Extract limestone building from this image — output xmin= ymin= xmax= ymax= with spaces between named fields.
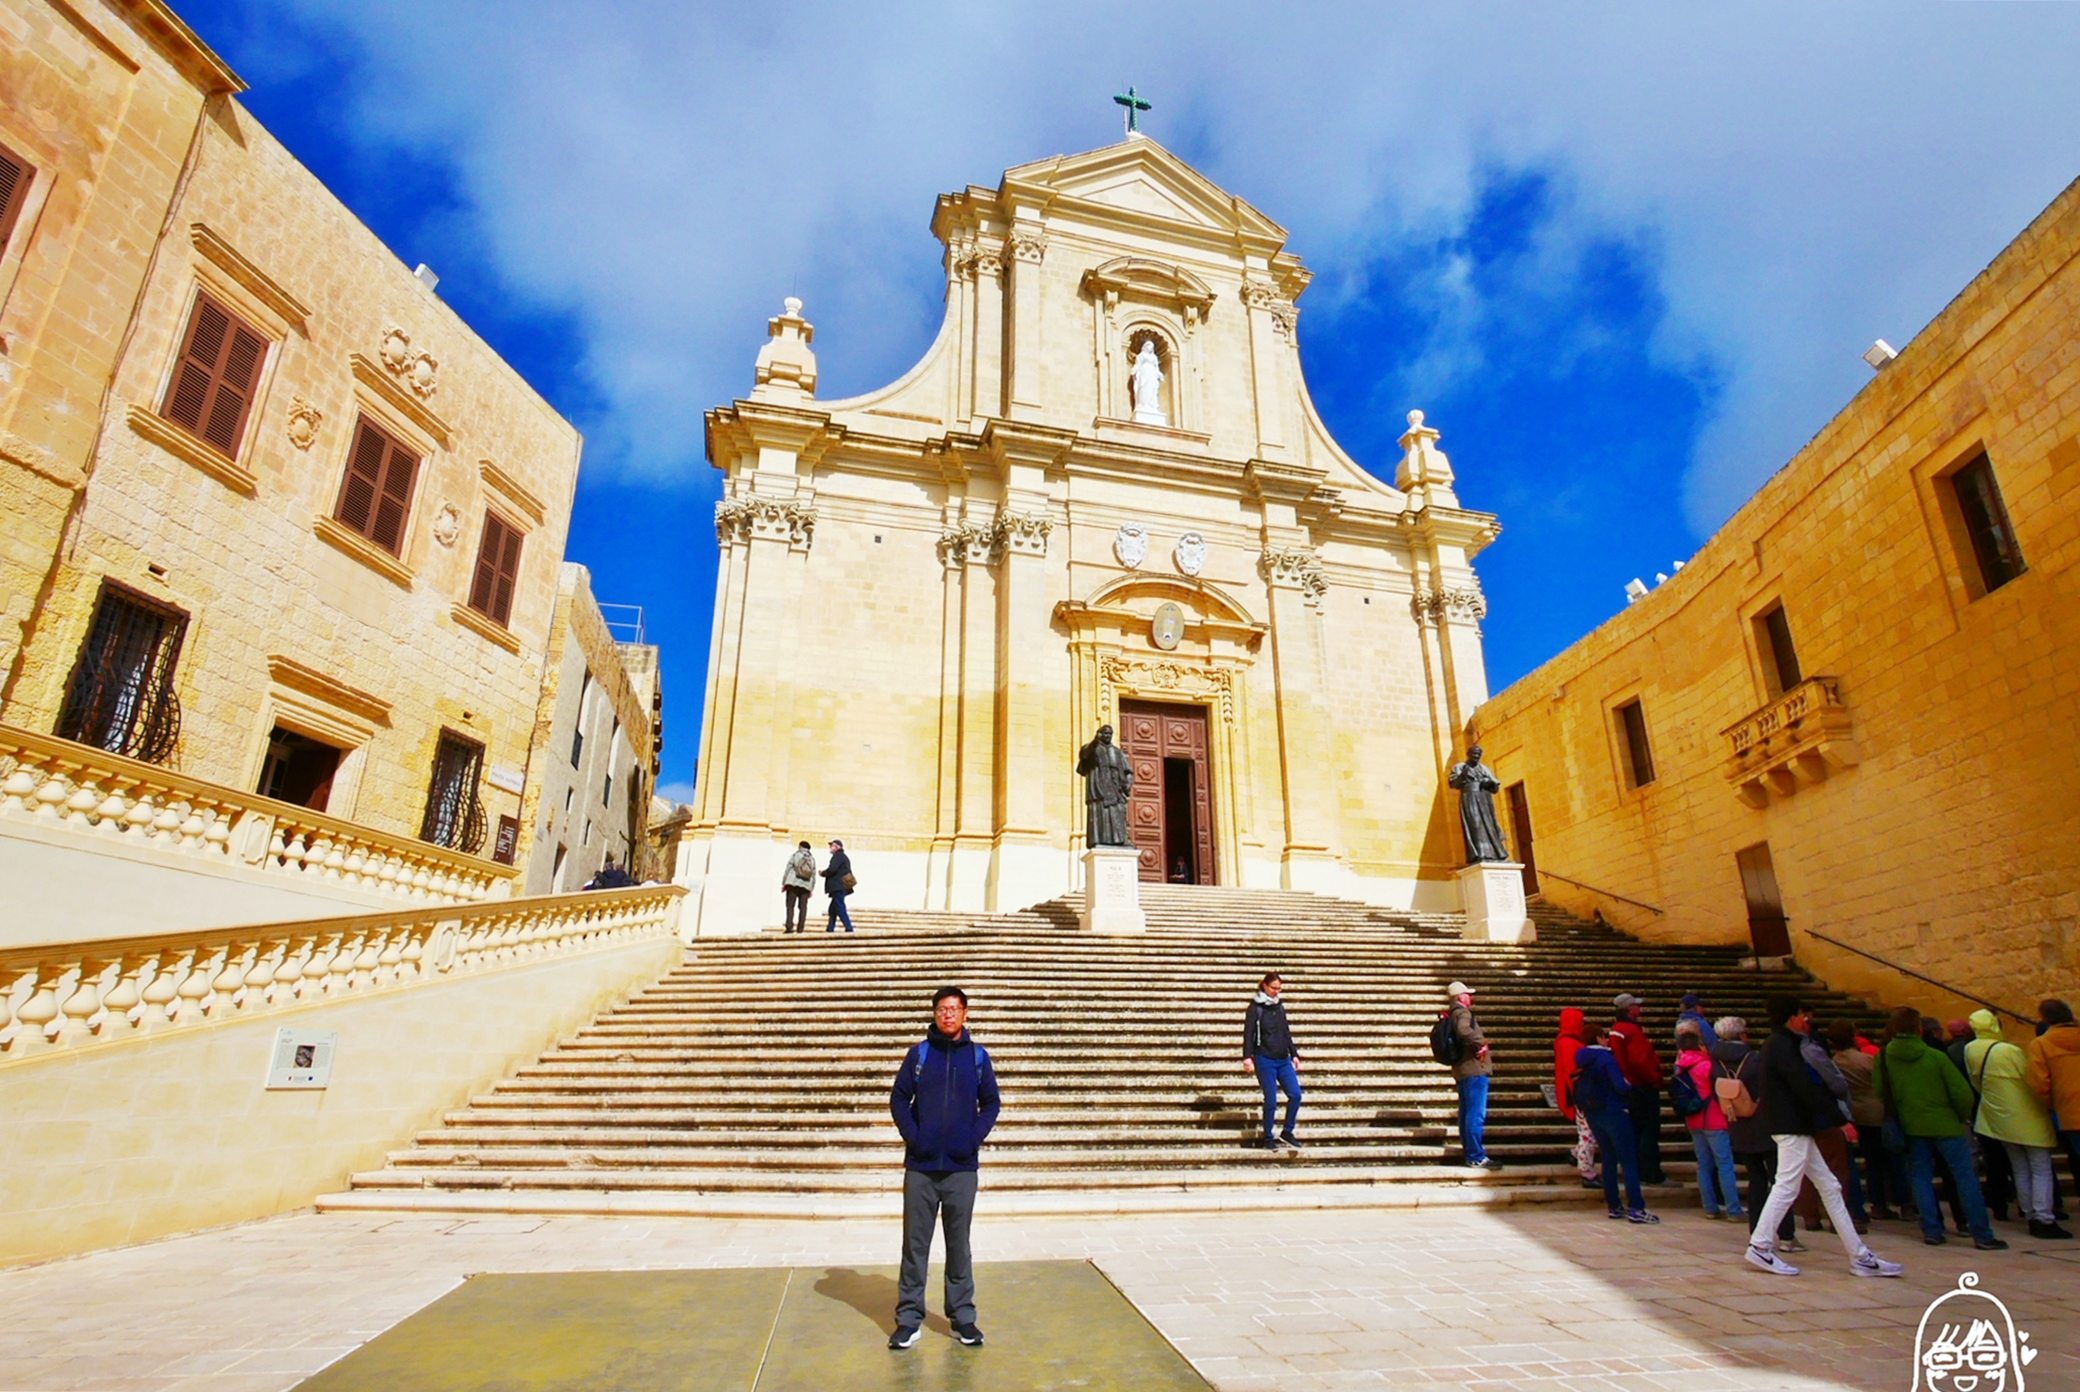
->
xmin=685 ymin=135 xmax=1500 ymax=935
xmin=518 ymin=563 xmax=658 ymax=894
xmin=0 ymin=0 xmax=589 ymax=936
xmin=1472 ymin=174 xmax=2080 ymax=1022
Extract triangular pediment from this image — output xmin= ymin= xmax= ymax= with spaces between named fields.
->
xmin=1003 ymin=137 xmax=1287 ymax=244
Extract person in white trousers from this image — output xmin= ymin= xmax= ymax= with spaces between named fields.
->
xmin=1745 ymin=996 xmax=1905 ymax=1279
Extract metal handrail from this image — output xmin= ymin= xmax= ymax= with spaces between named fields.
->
xmin=1803 ymin=929 xmax=2034 ymax=1025
xmin=1534 ymin=870 xmax=1664 ymax=916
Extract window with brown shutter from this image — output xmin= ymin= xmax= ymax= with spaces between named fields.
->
xmin=467 ymin=511 xmax=524 ymax=627
xmin=0 ymin=141 xmax=35 ymax=251
xmin=333 ymin=416 xmax=420 ymax=556
xmin=160 ymin=291 xmax=269 ymax=458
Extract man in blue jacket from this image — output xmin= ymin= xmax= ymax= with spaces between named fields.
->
xmin=888 ymin=985 xmax=1001 ymax=1351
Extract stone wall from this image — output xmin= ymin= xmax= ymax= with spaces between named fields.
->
xmin=1473 ymin=175 xmax=2080 ymax=1023
xmin=1 ymin=57 xmax=583 ymax=858
xmin=0 ymin=0 xmax=237 ymax=702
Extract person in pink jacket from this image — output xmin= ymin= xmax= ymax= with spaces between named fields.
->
xmin=1677 ymin=1025 xmax=1745 ymax=1219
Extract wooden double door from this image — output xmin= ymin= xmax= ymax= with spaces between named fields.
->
xmin=1119 ymin=700 xmax=1215 ymax=885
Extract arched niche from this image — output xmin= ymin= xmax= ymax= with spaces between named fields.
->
xmin=1081 ymin=258 xmax=1215 ymax=432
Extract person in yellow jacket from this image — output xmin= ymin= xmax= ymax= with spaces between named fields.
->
xmin=1967 ymin=1010 xmax=2069 ymax=1239
xmin=2025 ymin=999 xmax=2080 ymax=1209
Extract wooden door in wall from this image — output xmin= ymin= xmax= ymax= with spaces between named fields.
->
xmin=1119 ymin=700 xmax=1215 ymax=885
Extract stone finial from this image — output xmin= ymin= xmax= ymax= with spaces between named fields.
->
xmin=751 ymin=297 xmax=817 ymax=403
xmin=1395 ymin=409 xmax=1458 ymax=507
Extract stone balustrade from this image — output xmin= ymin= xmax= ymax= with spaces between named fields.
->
xmin=0 ymin=722 xmax=516 ymax=907
xmin=1720 ymin=676 xmax=1860 ymax=807
xmin=0 ymin=884 xmax=684 ymax=1059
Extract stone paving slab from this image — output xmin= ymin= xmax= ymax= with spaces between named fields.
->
xmin=1 ymin=1205 xmax=2077 ymax=1390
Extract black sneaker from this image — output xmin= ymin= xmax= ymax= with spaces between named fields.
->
xmin=1924 ymin=1233 xmax=1949 ymax=1246
xmin=1469 ymin=1158 xmax=1504 ymax=1171
xmin=952 ymin=1321 xmax=984 ymax=1347
xmin=1627 ymin=1209 xmax=1660 ymax=1224
xmin=1245 ymin=1135 xmax=1277 ymax=1150
xmin=2029 ymin=1220 xmax=2074 ymax=1240
xmin=1974 ymin=1236 xmax=2011 ymax=1251
xmin=889 ymin=1325 xmax=922 ymax=1350
xmin=1277 ymin=1131 xmax=1303 ymax=1151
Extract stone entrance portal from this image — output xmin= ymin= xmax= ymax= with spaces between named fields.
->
xmin=1120 ymin=700 xmax=1213 ymax=885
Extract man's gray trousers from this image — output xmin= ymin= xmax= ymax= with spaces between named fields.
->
xmin=896 ymin=1169 xmax=978 ymax=1328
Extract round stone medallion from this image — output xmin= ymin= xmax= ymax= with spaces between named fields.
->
xmin=1151 ymin=601 xmax=1184 ymax=651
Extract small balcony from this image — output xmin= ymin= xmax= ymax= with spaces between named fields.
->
xmin=1721 ymin=676 xmax=1859 ymax=808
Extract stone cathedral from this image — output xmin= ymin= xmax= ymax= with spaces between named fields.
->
xmin=684 ymin=135 xmax=1499 ymax=936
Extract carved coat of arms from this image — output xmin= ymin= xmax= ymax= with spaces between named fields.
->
xmin=1114 ymin=523 xmax=1148 ymax=569
xmin=1174 ymin=531 xmax=1207 ymax=576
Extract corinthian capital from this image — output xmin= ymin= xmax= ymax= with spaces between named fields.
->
xmin=1259 ymin=545 xmax=1327 ymax=605
xmin=1008 ymin=229 xmax=1047 ymax=264
xmin=987 ymin=510 xmax=1053 ymax=562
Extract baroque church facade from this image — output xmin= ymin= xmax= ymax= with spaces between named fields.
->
xmin=684 ymin=136 xmax=1499 ymax=935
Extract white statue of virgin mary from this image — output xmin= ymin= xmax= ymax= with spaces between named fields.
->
xmin=1130 ymin=339 xmax=1167 ymax=426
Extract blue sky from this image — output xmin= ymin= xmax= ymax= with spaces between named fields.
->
xmin=171 ymin=2 xmax=2080 ymax=803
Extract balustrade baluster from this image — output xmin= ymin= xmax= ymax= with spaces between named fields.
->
xmin=399 ymin=929 xmax=425 ymax=979
xmin=33 ymin=772 xmax=70 ymax=820
xmin=326 ymin=932 xmax=359 ymax=993
xmin=214 ymin=944 xmax=255 ymax=1013
xmin=57 ymin=959 xmax=104 ymax=1043
xmin=122 ymin=788 xmax=158 ymax=839
xmin=148 ymin=799 xmax=184 ymax=843
xmin=268 ymin=937 xmax=309 ymax=1005
xmin=341 ymin=845 xmax=369 ymax=888
xmin=142 ymin=949 xmax=188 ymax=1026
xmin=13 ymin=966 xmax=61 ymax=1052
xmin=202 ymin=807 xmax=232 ymax=858
xmin=298 ymin=935 xmax=338 ymax=999
xmin=1 ymin=763 xmax=39 ymax=814
xmin=92 ymin=783 xmax=131 ymax=836
xmin=97 ymin=955 xmax=145 ymax=1035
xmin=351 ymin=931 xmax=382 ymax=988
xmin=376 ymin=930 xmax=405 ymax=984
xmin=175 ymin=803 xmax=209 ymax=850
xmin=63 ymin=779 xmax=101 ymax=828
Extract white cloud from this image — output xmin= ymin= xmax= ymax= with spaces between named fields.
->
xmin=266 ymin=1 xmax=2080 ymax=531
xmin=655 ymin=781 xmax=696 ymax=808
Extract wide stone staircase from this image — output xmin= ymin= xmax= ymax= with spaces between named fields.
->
xmin=323 ymin=886 xmax=1885 ymax=1217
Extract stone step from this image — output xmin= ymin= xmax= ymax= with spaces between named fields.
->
xmin=338 ymin=884 xmax=1843 ymax=1213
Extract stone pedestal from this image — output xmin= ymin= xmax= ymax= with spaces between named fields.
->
xmin=1456 ymin=862 xmax=1536 ymax=943
xmin=1079 ymin=847 xmax=1147 ymax=934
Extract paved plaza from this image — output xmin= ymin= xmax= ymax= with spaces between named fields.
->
xmin=3 ymin=1200 xmax=2077 ymax=1390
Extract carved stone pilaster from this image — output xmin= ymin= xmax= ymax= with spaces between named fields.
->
xmin=986 ymin=510 xmax=1053 ymax=563
xmin=1259 ymin=545 xmax=1327 ymax=606
xmin=936 ymin=522 xmax=991 ymax=569
xmin=1008 ymin=229 xmax=1047 ymax=264
xmin=1409 ymin=586 xmax=1487 ymax=629
xmin=1240 ymin=281 xmax=1299 ymax=340
xmin=715 ymin=497 xmax=817 ymax=553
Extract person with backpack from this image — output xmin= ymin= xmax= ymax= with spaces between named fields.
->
xmin=1441 ymin=982 xmax=1501 ymax=1170
xmin=1743 ymin=997 xmax=1904 ymax=1279
xmin=1876 ymin=1005 xmax=2005 ymax=1251
xmin=1789 ymin=1016 xmax=1867 ymax=1237
xmin=1609 ymin=994 xmax=1671 ymax=1186
xmin=1676 ymin=1025 xmax=1743 ymax=1220
xmin=1967 ymin=1008 xmax=2070 ymax=1239
xmin=1713 ymin=1018 xmax=1801 ymax=1252
xmin=1554 ymin=1008 xmax=1599 ymax=1186
xmin=781 ymin=840 xmax=815 ymax=933
xmin=1574 ymin=1024 xmax=1654 ymax=1222
xmin=1244 ymin=972 xmax=1303 ymax=1150
xmin=888 ymin=985 xmax=1001 ymax=1350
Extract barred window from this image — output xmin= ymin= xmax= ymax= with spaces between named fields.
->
xmin=56 ymin=581 xmax=188 ymax=764
xmin=419 ymin=729 xmax=487 ymax=855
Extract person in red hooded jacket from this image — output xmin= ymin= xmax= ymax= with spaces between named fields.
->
xmin=1554 ymin=1008 xmax=1600 ymax=1186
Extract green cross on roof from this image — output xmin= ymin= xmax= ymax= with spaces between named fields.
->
xmin=1113 ymin=85 xmax=1152 ymax=135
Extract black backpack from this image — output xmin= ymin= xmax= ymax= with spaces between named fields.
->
xmin=1429 ymin=1010 xmax=1463 ymax=1067
xmin=1571 ymin=1054 xmax=1613 ymax=1113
